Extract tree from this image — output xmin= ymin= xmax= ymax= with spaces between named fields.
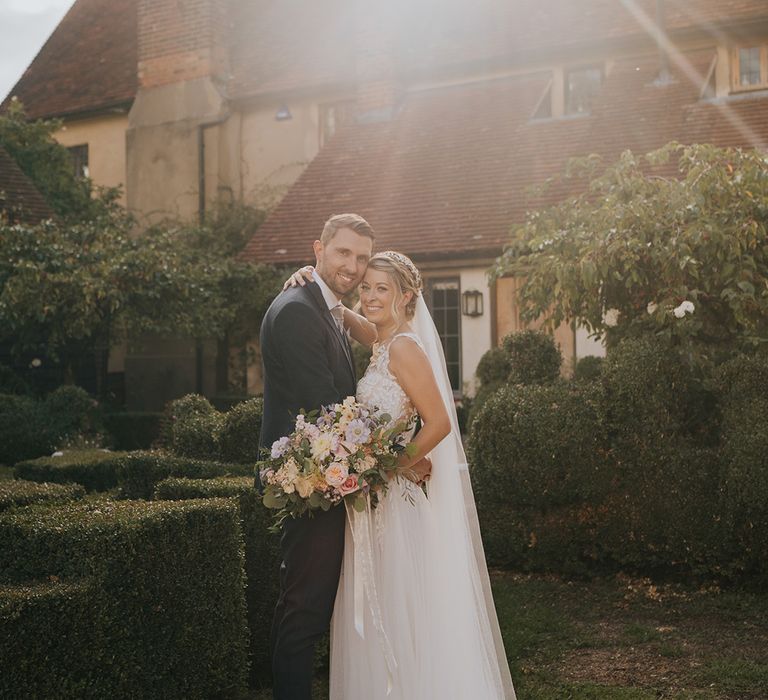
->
xmin=0 ymin=205 xmax=283 ymax=395
xmin=492 ymin=143 xmax=768 ymax=364
xmin=0 ymin=99 xmax=119 ymax=223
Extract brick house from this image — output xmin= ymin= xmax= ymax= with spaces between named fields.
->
xmin=4 ymin=0 xmax=768 ymax=406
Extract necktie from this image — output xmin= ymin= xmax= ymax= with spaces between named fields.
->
xmin=331 ymin=303 xmax=345 ymax=336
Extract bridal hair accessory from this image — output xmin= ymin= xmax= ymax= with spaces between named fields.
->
xmin=376 ymin=250 xmax=423 ymax=293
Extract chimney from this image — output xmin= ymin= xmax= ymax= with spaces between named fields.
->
xmin=354 ymin=2 xmax=404 ymax=121
xmin=137 ymin=0 xmax=229 ymax=89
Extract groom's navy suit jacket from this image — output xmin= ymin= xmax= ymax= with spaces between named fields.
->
xmin=257 ymin=281 xmax=356 ymax=489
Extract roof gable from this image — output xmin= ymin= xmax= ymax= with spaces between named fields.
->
xmin=2 ymin=0 xmax=137 ymax=119
xmin=0 ymin=146 xmax=53 ymax=223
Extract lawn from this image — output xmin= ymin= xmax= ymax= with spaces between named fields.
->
xmin=251 ymin=572 xmax=768 ymax=699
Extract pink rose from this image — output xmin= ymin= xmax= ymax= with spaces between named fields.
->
xmin=338 ymin=475 xmax=360 ymax=496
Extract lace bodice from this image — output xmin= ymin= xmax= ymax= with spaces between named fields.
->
xmin=356 ymin=332 xmax=424 ymax=439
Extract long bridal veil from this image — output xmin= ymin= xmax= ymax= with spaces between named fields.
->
xmin=412 ymin=294 xmax=517 ymax=699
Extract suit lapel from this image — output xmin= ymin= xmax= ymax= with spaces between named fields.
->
xmin=305 ymin=282 xmax=356 ymax=381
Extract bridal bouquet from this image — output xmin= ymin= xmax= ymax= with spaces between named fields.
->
xmin=258 ymin=397 xmax=416 ymax=531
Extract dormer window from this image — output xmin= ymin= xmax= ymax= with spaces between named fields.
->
xmin=731 ymin=44 xmax=768 ymax=92
xmin=565 ymin=66 xmax=603 ymax=115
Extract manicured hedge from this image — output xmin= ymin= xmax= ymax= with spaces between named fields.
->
xmin=154 ymin=476 xmax=280 ymax=687
xmin=0 ymin=385 xmax=104 ymax=465
xmin=471 ymin=382 xmax=609 ymax=511
xmin=0 ymin=579 xmax=104 ymax=698
xmin=0 ymin=498 xmax=250 ymax=698
xmin=0 ymin=479 xmax=85 ymax=511
xmin=162 ymin=394 xmax=264 ymax=464
xmin=716 ymin=355 xmax=768 ymax=578
xmin=219 ymin=398 xmax=264 ymax=463
xmin=0 ymin=393 xmax=54 ymax=465
xmin=14 ymin=449 xmax=125 ymax=492
xmin=115 ymin=450 xmax=252 ymax=500
xmin=468 ymin=336 xmax=768 ymax=583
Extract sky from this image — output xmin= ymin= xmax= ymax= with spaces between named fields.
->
xmin=0 ymin=0 xmax=75 ymax=102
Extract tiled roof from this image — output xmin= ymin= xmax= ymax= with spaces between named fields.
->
xmin=240 ymin=48 xmax=768 ymax=265
xmin=0 ymin=147 xmax=53 ymax=223
xmin=6 ymin=0 xmax=768 ymax=118
xmin=1 ymin=0 xmax=137 ymax=119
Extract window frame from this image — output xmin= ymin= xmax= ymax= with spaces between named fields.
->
xmin=67 ymin=144 xmax=89 ymax=179
xmin=731 ymin=44 xmax=768 ymax=92
xmin=564 ymin=64 xmax=603 ymax=116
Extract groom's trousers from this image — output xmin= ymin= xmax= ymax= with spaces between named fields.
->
xmin=271 ymin=502 xmax=346 ymax=700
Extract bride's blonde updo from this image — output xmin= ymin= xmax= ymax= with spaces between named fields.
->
xmin=366 ymin=251 xmax=423 ymax=322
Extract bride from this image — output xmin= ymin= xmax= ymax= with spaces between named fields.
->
xmin=286 ymin=251 xmax=515 ymax=699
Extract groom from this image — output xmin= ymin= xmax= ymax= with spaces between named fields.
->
xmin=258 ymin=213 xmax=375 ymax=700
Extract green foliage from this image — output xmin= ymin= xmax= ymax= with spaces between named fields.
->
xmin=219 ymin=398 xmax=264 ymax=463
xmin=0 ymin=363 xmax=30 ymax=395
xmin=503 ymin=329 xmax=562 ymax=384
xmin=14 ymin=449 xmax=125 ymax=492
xmin=154 ymin=476 xmax=280 ymax=685
xmin=0 ymin=479 xmax=85 ymax=511
xmin=716 ymin=354 xmax=768 ymax=569
xmin=172 ymin=412 xmax=224 ymax=461
xmin=468 ymin=336 xmax=765 ymax=581
xmin=0 ymin=498 xmax=250 ymax=697
xmin=469 ymin=330 xmax=562 ymax=429
xmin=493 ymin=143 xmax=768 ymax=363
xmin=102 ymin=411 xmax=163 ymax=450
xmin=0 ymin=385 xmax=106 ymax=465
xmin=600 ymin=335 xmax=717 ymax=445
xmin=573 ymin=355 xmax=604 ymax=381
xmin=475 ymin=345 xmax=511 ymax=386
xmin=44 ymin=384 xmax=103 ymax=440
xmin=0 ymin=100 xmax=121 ymax=223
xmin=0 ymin=393 xmax=55 ymax=465
xmin=114 ymin=450 xmax=251 ymax=500
xmin=470 ymin=382 xmax=608 ymax=510
xmin=163 ymin=393 xmax=265 ymax=463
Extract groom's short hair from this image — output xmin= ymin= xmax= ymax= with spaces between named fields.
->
xmin=321 ymin=213 xmax=375 ymax=244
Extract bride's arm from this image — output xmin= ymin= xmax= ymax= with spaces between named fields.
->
xmin=282 ymin=265 xmax=378 ymax=347
xmin=388 ymin=336 xmax=451 ymax=482
xmin=342 ymin=306 xmax=378 ymax=348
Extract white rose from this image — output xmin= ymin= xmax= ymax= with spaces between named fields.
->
xmin=604 ymin=308 xmax=619 ymax=327
xmin=646 ymin=302 xmax=658 ymax=315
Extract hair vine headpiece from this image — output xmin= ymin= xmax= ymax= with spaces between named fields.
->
xmin=378 ymin=250 xmax=423 ymax=292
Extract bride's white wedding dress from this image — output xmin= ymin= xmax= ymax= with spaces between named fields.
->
xmin=329 ymin=322 xmax=516 ymax=699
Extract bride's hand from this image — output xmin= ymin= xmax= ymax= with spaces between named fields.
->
xmin=411 ymin=456 xmax=432 ymax=485
xmin=283 ymin=265 xmax=315 ymax=290
xmin=395 ymin=456 xmax=432 ymax=485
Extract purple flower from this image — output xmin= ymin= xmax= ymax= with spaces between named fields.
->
xmin=271 ymin=436 xmax=291 ymax=458
xmin=345 ymin=419 xmax=371 ymax=445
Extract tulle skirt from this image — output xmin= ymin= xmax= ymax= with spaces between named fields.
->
xmin=329 ymin=477 xmax=506 ymax=699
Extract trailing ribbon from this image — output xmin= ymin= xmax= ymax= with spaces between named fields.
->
xmin=345 ymin=500 xmax=398 ymax=695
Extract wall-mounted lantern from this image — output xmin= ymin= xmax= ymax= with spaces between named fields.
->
xmin=461 ymin=289 xmax=484 ymax=317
